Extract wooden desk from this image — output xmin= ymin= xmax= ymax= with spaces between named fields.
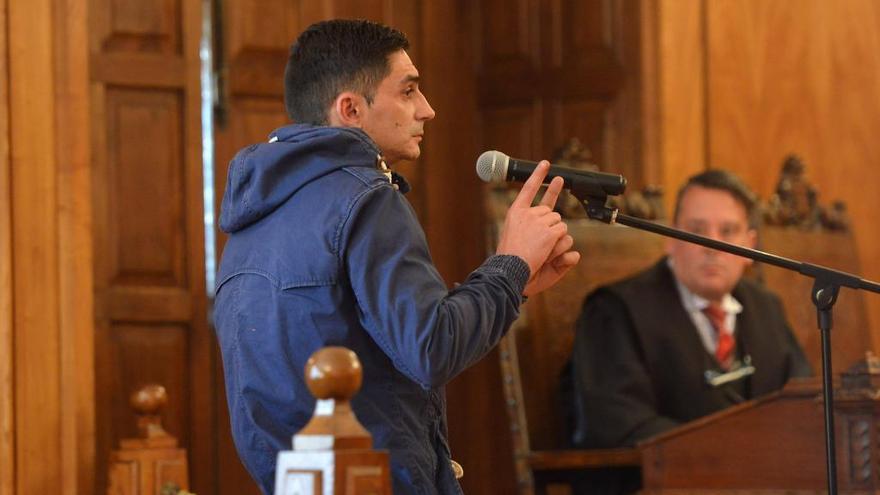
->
xmin=639 ymin=376 xmax=879 ymax=493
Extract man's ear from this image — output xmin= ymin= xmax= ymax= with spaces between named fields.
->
xmin=328 ymin=91 xmax=364 ymax=127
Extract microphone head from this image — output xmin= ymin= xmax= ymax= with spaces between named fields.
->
xmin=475 ymin=150 xmax=509 ymax=183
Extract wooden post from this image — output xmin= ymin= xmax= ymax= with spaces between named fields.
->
xmin=274 ymin=347 xmax=391 ymax=495
xmin=106 ymin=385 xmax=190 ymax=495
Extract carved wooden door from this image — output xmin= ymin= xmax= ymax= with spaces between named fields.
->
xmin=90 ymin=0 xmax=216 ymax=493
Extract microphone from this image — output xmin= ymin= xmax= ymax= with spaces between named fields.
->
xmin=475 ymin=150 xmax=627 ymax=198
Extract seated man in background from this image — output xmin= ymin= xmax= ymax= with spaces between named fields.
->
xmin=566 ymin=169 xmax=812 ymax=493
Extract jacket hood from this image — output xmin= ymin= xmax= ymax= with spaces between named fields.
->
xmin=219 ymin=124 xmax=381 ymax=233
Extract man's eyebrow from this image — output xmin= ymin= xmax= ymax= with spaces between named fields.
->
xmin=399 ymin=74 xmax=420 ymax=85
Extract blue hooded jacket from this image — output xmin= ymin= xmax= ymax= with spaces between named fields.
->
xmin=214 ymin=124 xmax=529 ymax=494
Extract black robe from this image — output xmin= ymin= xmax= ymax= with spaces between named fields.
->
xmin=565 ymin=259 xmax=812 ymax=493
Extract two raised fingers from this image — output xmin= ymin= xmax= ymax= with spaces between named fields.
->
xmin=511 ymin=161 xmax=565 ymax=210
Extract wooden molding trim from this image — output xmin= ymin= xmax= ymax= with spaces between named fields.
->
xmin=6 ymin=0 xmax=95 ymax=492
xmin=0 ymin=0 xmax=15 ymax=492
xmin=53 ymin=0 xmax=95 ymax=492
xmin=9 ymin=0 xmax=62 ymax=491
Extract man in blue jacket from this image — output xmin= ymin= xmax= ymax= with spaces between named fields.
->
xmin=213 ymin=19 xmax=580 ymax=494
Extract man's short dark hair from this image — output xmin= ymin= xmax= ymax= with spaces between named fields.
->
xmin=673 ymin=169 xmax=759 ymax=227
xmin=284 ymin=19 xmax=410 ymax=125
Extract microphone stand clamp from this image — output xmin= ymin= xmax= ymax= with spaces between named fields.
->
xmin=580 ymin=194 xmax=619 ymax=224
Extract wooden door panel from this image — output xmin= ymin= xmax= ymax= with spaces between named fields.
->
xmin=104 ymin=324 xmax=191 ymax=444
xmin=227 ymin=0 xmax=299 ymax=53
xmin=550 ymin=100 xmax=610 ymax=164
xmin=483 ymin=105 xmax=541 ymax=159
xmin=481 ymin=0 xmax=533 ymax=63
xmin=91 ymin=0 xmax=209 ymax=493
xmin=104 ymin=88 xmax=187 ymax=286
xmin=477 ymin=0 xmax=629 ymax=165
xmin=552 ymin=0 xmax=614 ymax=64
xmin=93 ymin=0 xmax=182 ymax=54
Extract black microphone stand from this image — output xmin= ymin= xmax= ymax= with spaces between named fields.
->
xmin=579 ymin=193 xmax=880 ymax=495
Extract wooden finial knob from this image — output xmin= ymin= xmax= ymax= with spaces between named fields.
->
xmin=130 ymin=384 xmax=168 ymax=415
xmin=304 ymin=347 xmax=363 ymax=401
xmin=120 ymin=384 xmax=176 ymax=449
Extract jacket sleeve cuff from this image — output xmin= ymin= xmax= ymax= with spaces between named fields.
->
xmin=482 ymin=254 xmax=530 ymax=296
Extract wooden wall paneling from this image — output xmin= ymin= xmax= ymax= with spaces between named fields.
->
xmin=476 ymin=0 xmax=538 ymax=109
xmin=704 ymin=1 xmax=814 ymax=191
xmin=552 ymin=100 xmax=611 ymax=167
xmin=605 ymin=0 xmax=650 ymax=187
xmin=5 ymin=0 xmax=99 ymax=490
xmin=653 ymin=0 xmax=706 ymax=214
xmin=418 ymin=2 xmax=512 ymax=494
xmin=105 ymin=89 xmax=187 ymax=286
xmin=328 ymin=0 xmax=394 ymax=20
xmin=483 ymin=105 xmax=542 ymax=171
xmin=9 ymin=0 xmax=64 ymax=492
xmin=107 ymin=325 xmax=190 ymax=442
xmin=759 ymin=229 xmax=872 ymax=372
xmin=639 ymin=0 xmax=662 ymax=187
xmin=91 ymin=0 xmax=210 ymax=493
xmin=0 ymin=0 xmax=13 ymax=492
xmin=223 ymin=0 xmax=298 ymax=98
xmin=704 ymin=0 xmax=880 ymax=360
xmin=550 ymin=0 xmax=608 ymax=66
xmin=477 ymin=0 xmax=631 ymax=164
xmin=53 ymin=0 xmax=96 ymax=492
xmin=823 ymin=2 xmax=880 ymax=354
xmin=482 ymin=0 xmax=534 ymax=67
xmin=703 ymin=0 xmax=813 ymax=205
xmin=94 ymin=0 xmax=182 ymax=54
xmin=543 ymin=0 xmax=625 ymax=104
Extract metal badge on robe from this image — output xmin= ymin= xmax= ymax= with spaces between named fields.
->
xmin=704 ymin=355 xmax=756 ymax=388
xmin=376 ymin=154 xmax=411 ymax=194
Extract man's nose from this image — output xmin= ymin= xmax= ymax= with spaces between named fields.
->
xmin=418 ymin=94 xmax=436 ymax=121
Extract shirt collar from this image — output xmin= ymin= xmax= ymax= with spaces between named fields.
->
xmin=668 ymin=259 xmax=743 ymax=315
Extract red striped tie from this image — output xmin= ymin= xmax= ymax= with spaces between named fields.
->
xmin=704 ymin=303 xmax=735 ymax=369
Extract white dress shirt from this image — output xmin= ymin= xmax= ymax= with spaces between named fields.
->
xmin=669 ymin=260 xmax=743 ymax=355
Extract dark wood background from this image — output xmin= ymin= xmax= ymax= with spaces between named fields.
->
xmin=4 ymin=1 xmax=880 ymax=494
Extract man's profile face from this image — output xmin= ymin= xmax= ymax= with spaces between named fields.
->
xmin=359 ymin=50 xmax=436 ymax=164
xmin=666 ymin=185 xmax=757 ymax=302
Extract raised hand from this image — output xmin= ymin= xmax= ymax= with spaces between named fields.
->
xmin=523 ymin=231 xmax=580 ymax=296
xmin=495 ymin=161 xmax=580 ymax=295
